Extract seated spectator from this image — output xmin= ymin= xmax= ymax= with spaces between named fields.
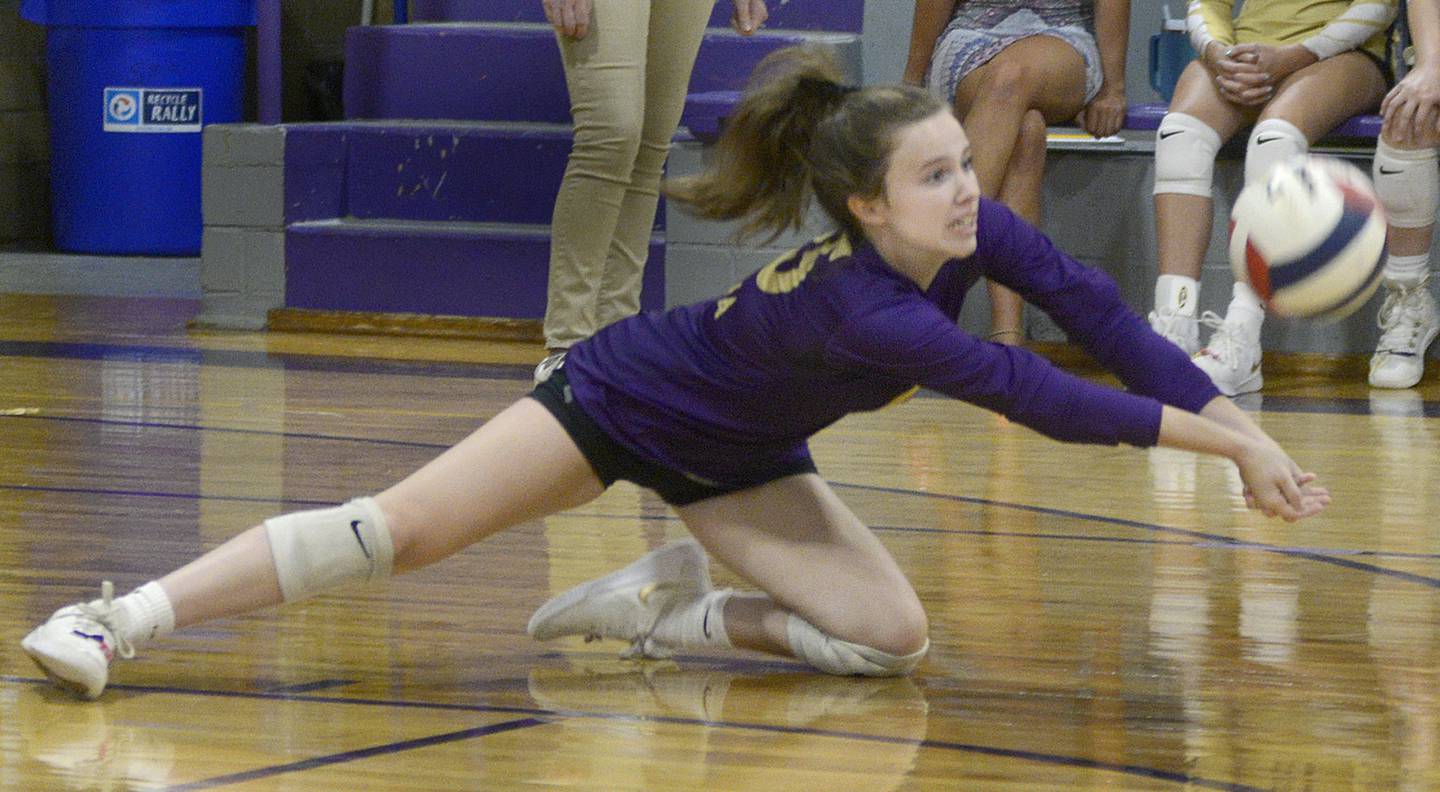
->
xmin=904 ymin=0 xmax=1130 ymax=346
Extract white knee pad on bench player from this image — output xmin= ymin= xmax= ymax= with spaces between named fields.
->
xmin=1245 ymin=118 xmax=1307 ymax=186
xmin=1154 ymin=112 xmax=1222 ymax=198
xmin=1374 ymin=140 xmax=1440 ymax=228
xmin=786 ymin=615 xmax=928 ymax=677
xmin=265 ymin=496 xmax=395 ymax=603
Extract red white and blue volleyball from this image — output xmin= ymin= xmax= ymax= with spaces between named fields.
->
xmin=1228 ymin=155 xmax=1388 ymax=319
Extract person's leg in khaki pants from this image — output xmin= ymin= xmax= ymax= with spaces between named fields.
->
xmin=544 ymin=0 xmax=712 ymax=352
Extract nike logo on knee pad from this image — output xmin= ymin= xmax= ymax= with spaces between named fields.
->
xmin=1159 ymin=130 xmax=1184 ymax=139
xmin=1255 ymin=135 xmax=1285 ymax=144
xmin=350 ymin=520 xmax=372 ymax=560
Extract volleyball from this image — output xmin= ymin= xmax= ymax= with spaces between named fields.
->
xmin=1228 ymin=155 xmax=1388 ymax=319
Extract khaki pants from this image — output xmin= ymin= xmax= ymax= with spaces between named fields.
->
xmin=543 ymin=0 xmax=713 ymax=350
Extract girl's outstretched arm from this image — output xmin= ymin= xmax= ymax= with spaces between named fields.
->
xmin=1157 ymin=402 xmax=1330 ymax=522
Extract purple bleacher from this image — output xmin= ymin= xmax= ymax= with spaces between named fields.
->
xmin=683 ymin=90 xmax=740 ymax=144
xmin=407 ymin=0 xmax=863 ymax=32
xmin=1330 ymin=114 xmax=1383 ymax=138
xmin=345 ymin=26 xmax=568 ymax=123
xmin=343 ymin=124 xmax=579 ymax=226
xmin=281 ymin=123 xmax=663 ymax=320
xmin=284 ymin=126 xmax=348 ymax=224
xmin=286 ymin=221 xmax=665 ymax=318
xmin=344 ymin=25 xmax=816 ymax=122
xmin=1120 ymin=103 xmax=1165 ymax=131
xmin=704 ymin=0 xmax=862 ymax=32
xmin=286 ymin=122 xmax=663 ymax=227
xmin=406 ymin=1 xmax=541 ymax=22
xmin=1123 ymin=102 xmax=1381 ymax=138
xmin=295 ymin=2 xmax=853 ymax=323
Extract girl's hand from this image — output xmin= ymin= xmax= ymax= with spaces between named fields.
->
xmin=542 ymin=0 xmax=593 ymax=39
xmin=1235 ymin=441 xmax=1331 ymax=521
xmin=1079 ymin=85 xmax=1126 ymax=138
xmin=1202 ymin=42 xmax=1273 ymax=106
xmin=732 ymin=0 xmax=767 ymax=35
xmin=1228 ymin=43 xmax=1316 ymax=83
xmin=1381 ymin=63 xmax=1440 ymax=146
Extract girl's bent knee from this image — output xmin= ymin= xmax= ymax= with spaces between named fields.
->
xmin=873 ymin=605 xmax=930 ymax=657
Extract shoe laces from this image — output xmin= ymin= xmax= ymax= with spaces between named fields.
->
xmin=1150 ymin=306 xmax=1184 ymax=336
xmin=74 ymin=581 xmax=135 ymax=660
xmin=1197 ymin=311 xmax=1245 ymax=371
xmin=1376 ymin=277 xmax=1436 ymax=354
xmin=580 ymin=581 xmax=678 ymax=655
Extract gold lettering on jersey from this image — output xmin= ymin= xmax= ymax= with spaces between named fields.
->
xmin=756 ymin=235 xmax=851 ymax=295
xmin=756 ymin=248 xmax=813 ymax=294
xmin=713 ymin=281 xmax=743 ymax=319
xmin=822 ymin=233 xmax=852 ymax=260
xmin=717 ymin=234 xmax=853 ymax=317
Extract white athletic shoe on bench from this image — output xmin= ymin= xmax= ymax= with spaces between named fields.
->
xmin=528 ymin=539 xmax=711 ymax=659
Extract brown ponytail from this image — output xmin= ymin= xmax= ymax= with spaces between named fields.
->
xmin=665 ymin=45 xmax=946 ymax=243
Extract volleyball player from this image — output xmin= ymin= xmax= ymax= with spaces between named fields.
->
xmin=22 ymin=46 xmax=1329 ymax=699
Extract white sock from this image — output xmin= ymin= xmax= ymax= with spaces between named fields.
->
xmin=1227 ymin=281 xmax=1266 ymax=332
xmin=651 ymin=589 xmax=734 ymax=649
xmin=111 ymin=582 xmax=176 ymax=647
xmin=1383 ymin=254 xmax=1431 ymax=286
xmin=1154 ymin=274 xmax=1199 ymax=316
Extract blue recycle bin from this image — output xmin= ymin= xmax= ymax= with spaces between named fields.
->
xmin=21 ymin=0 xmax=256 ymax=255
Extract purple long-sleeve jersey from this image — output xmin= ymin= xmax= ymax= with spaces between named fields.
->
xmin=563 ymin=198 xmax=1220 ymax=487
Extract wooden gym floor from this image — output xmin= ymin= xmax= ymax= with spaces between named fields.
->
xmin=1 ymin=293 xmax=1438 ymax=790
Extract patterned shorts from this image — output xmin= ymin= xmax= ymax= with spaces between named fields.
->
xmin=927 ymin=9 xmax=1102 ymax=106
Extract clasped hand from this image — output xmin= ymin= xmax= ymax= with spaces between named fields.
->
xmin=1204 ymin=42 xmax=1315 ymax=107
xmin=1235 ymin=439 xmax=1331 ymax=522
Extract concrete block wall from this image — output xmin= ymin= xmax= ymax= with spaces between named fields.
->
xmin=0 ymin=0 xmax=48 ymax=242
xmin=664 ymin=140 xmax=839 ymax=308
xmin=197 ymin=125 xmax=287 ymax=328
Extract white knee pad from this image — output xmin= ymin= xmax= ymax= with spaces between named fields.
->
xmin=265 ymin=497 xmax=395 ymax=603
xmin=785 ymin=615 xmax=928 ymax=677
xmin=1374 ymin=139 xmax=1440 ymax=228
xmin=1154 ymin=112 xmax=1222 ymax=197
xmin=1245 ymin=118 xmax=1308 ymax=186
